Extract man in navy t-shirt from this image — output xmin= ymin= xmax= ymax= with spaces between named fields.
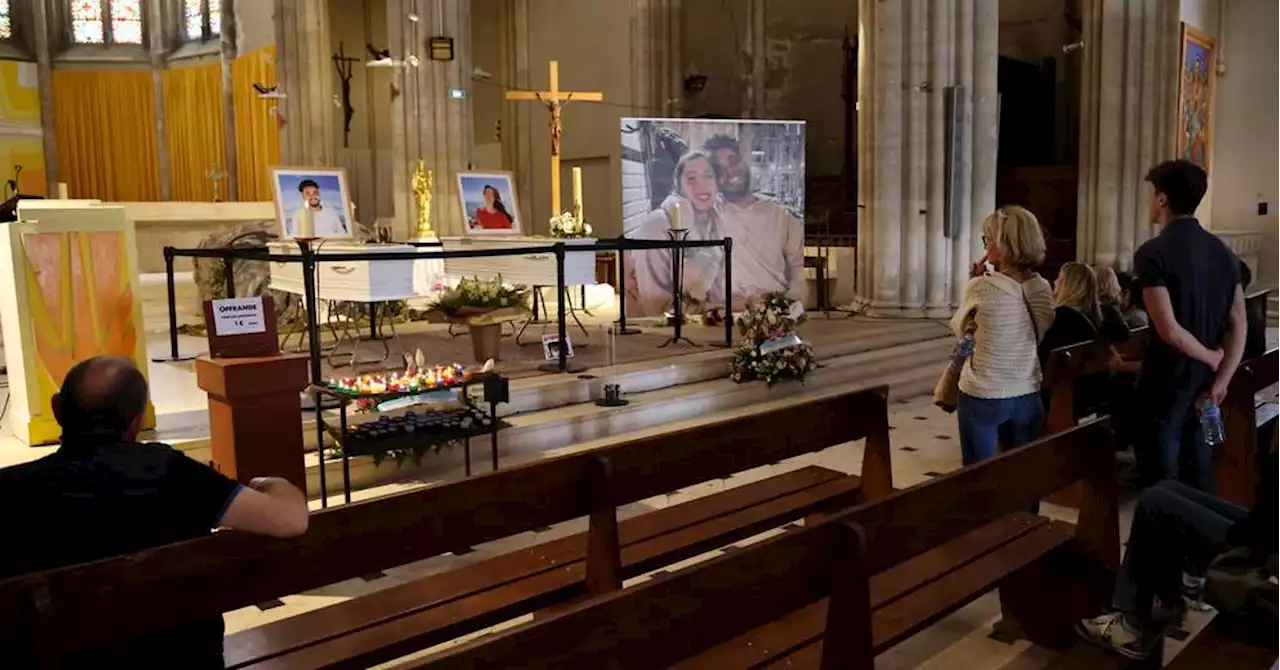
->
xmin=1132 ymin=160 xmax=1247 ymax=491
xmin=0 ymin=356 xmax=310 ymax=668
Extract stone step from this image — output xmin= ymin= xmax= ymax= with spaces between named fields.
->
xmin=295 ymin=334 xmax=955 ymax=498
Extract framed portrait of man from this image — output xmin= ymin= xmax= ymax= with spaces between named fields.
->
xmin=271 ymin=167 xmax=355 ymax=240
xmin=456 ymin=171 xmax=522 ymax=236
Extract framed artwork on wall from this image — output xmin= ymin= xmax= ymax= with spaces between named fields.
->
xmin=1176 ymin=24 xmax=1215 ymax=171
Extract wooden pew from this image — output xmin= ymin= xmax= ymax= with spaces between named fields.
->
xmin=1244 ymin=288 xmax=1270 ymax=328
xmin=0 ymin=385 xmax=895 ymax=669
xmin=1162 ymin=616 xmax=1278 ymax=670
xmin=1041 ymin=327 xmax=1149 ymax=507
xmin=1217 ymin=347 xmax=1278 ymax=506
xmin=407 ymin=419 xmax=1119 ymax=669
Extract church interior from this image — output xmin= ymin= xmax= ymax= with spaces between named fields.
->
xmin=0 ymin=0 xmax=1276 ymax=667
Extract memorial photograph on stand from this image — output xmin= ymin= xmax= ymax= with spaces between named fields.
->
xmin=620 ymin=118 xmax=806 ymax=319
xmin=271 ymin=167 xmax=354 ymax=240
xmin=457 ymin=171 xmax=523 ymax=236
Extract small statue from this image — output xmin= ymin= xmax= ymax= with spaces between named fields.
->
xmin=411 ymin=160 xmax=435 ymax=239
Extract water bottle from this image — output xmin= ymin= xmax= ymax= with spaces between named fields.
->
xmin=1198 ymin=398 xmax=1226 ymax=447
xmin=953 ymin=332 xmax=975 ymax=360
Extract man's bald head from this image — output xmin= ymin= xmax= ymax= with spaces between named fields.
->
xmin=54 ymin=356 xmax=149 ymax=440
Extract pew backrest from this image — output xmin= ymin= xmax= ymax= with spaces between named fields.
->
xmin=1218 ymin=348 xmax=1279 ymax=505
xmin=411 ymin=520 xmax=873 ymax=670
xmin=408 ymin=418 xmax=1117 ymax=670
xmin=0 ymin=384 xmax=893 ymax=658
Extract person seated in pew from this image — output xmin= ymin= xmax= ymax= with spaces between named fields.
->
xmin=1238 ymin=259 xmax=1267 ymax=360
xmin=1133 ymin=159 xmax=1246 ymax=492
xmin=1039 ymin=262 xmax=1122 ymax=419
xmin=1077 ymin=446 xmax=1277 ymax=660
xmin=1094 ymin=265 xmax=1132 ymax=343
xmin=0 ymin=356 xmax=310 ymax=669
xmin=1116 ymin=271 xmax=1150 ymax=329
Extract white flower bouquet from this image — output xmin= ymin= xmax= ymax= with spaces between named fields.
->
xmin=549 ymin=211 xmax=594 ymax=239
xmin=729 ymin=292 xmax=817 ymax=386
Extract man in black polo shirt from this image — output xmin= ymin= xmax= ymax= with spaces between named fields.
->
xmin=1132 ymin=160 xmax=1247 ymax=491
xmin=0 ymin=356 xmax=310 ymax=668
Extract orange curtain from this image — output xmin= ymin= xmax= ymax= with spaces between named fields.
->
xmin=52 ymin=70 xmax=160 ymax=201
xmin=162 ymin=60 xmax=227 ymax=201
xmin=233 ymin=46 xmax=280 ymax=201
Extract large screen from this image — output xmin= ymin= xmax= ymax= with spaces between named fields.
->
xmin=620 ymin=118 xmax=806 ymax=318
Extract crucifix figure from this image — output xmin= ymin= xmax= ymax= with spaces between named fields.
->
xmin=333 ymin=42 xmax=360 ymax=148
xmin=506 ymin=61 xmax=603 ymax=216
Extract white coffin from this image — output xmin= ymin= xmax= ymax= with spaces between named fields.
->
xmin=441 ymin=237 xmax=597 ymax=287
xmin=267 ymin=242 xmax=419 ymax=302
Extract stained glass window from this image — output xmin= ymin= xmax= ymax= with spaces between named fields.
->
xmin=72 ymin=0 xmax=106 ymax=44
xmin=184 ymin=0 xmax=201 ymax=40
xmin=208 ymin=0 xmax=220 ymax=36
xmin=0 ymin=0 xmax=12 ymax=41
xmin=110 ymin=0 xmax=143 ymax=44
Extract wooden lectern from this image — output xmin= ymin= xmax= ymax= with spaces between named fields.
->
xmin=196 ymin=353 xmax=310 ymax=491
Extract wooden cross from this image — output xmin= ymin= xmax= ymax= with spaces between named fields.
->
xmin=506 ymin=61 xmax=603 ymax=217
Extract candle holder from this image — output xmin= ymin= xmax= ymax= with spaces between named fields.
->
xmin=660 ymin=227 xmax=697 ymax=348
xmin=594 ymin=382 xmax=629 ymax=407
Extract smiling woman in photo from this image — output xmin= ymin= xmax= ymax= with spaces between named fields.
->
xmin=625 ymin=150 xmax=727 ymax=318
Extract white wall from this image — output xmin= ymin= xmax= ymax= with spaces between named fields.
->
xmin=1209 ymin=0 xmax=1278 ymax=285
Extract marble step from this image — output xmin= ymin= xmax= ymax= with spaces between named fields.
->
xmin=296 ymin=335 xmax=955 ymax=498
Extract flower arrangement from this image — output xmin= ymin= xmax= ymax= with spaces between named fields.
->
xmin=430 ymin=276 xmax=528 ymax=316
xmin=549 ymin=211 xmax=594 ymax=239
xmin=729 ymin=292 xmax=817 ymax=386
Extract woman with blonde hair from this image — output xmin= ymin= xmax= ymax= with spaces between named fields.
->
xmin=949 ymin=206 xmax=1055 ymax=466
xmin=1094 ymin=265 xmax=1132 ymax=342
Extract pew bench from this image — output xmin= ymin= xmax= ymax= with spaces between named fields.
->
xmin=1217 ymin=347 xmax=1278 ymax=506
xmin=0 ymin=385 xmax=895 ymax=669
xmin=408 ymin=419 xmax=1120 ymax=669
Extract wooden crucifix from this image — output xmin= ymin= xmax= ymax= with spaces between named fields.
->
xmin=333 ymin=42 xmax=360 ymax=148
xmin=505 ymin=61 xmax=603 ymax=216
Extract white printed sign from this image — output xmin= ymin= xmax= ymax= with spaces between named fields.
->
xmin=212 ymin=297 xmax=267 ymax=336
xmin=541 ymin=333 xmax=575 ymax=361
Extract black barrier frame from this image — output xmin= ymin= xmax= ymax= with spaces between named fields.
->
xmin=160 ymin=237 xmax=735 ymax=507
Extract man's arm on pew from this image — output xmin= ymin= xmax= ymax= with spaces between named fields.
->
xmin=1143 ymin=286 xmax=1223 ymax=371
xmin=1209 ymin=285 xmax=1248 ymax=406
xmin=221 ymin=476 xmax=310 ymax=538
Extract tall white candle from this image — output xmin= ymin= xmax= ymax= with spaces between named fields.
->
xmin=571 ymin=166 xmax=583 ymax=223
xmin=300 ymin=206 xmax=315 ymax=238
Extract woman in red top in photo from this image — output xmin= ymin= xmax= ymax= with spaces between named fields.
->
xmin=470 ymin=185 xmax=516 ymax=230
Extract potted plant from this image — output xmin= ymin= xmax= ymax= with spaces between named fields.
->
xmin=429 ymin=276 xmax=529 ymax=362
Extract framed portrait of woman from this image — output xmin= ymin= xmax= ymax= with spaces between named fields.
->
xmin=456 ymin=171 xmax=522 ymax=236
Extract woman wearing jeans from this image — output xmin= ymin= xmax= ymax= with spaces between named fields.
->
xmin=950 ymin=207 xmax=1056 ymax=465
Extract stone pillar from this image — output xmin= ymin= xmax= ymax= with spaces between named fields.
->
xmin=32 ymin=0 xmax=58 ymax=195
xmin=277 ymin=0 xmax=335 ymax=167
xmin=1076 ymin=0 xmax=1179 ymax=269
xmin=387 ymin=0 xmax=473 ymax=239
xmin=632 ymin=0 xmax=683 ymax=118
xmin=855 ymin=0 xmax=998 ymax=316
xmin=220 ymin=0 xmax=240 ymax=201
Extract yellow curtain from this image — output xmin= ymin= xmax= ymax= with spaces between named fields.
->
xmin=52 ymin=70 xmax=160 ymax=201
xmin=162 ymin=61 xmax=227 ymax=201
xmin=233 ymin=46 xmax=280 ymax=202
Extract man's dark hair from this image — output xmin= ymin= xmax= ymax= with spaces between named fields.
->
xmin=1116 ymin=270 xmax=1135 ymax=294
xmin=702 ymin=134 xmax=741 ymax=156
xmin=57 ymin=357 xmax=149 ymax=438
xmin=1144 ymin=160 xmax=1208 ymax=216
xmin=298 ymin=179 xmax=320 ymax=192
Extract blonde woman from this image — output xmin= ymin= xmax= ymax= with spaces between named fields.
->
xmin=1038 ymin=262 xmax=1103 ymax=364
xmin=1094 ymin=265 xmax=1133 ymax=342
xmin=950 ymin=206 xmax=1055 ymax=465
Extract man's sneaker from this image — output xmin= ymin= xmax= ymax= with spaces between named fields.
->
xmin=1075 ymin=612 xmax=1159 ymax=660
xmin=1182 ymin=572 xmax=1212 ymax=612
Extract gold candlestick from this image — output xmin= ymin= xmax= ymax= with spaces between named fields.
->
xmin=411 ymin=160 xmax=435 ymax=239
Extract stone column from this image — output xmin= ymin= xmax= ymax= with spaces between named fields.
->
xmin=1076 ymin=0 xmax=1179 ymax=269
xmin=387 ymin=0 xmax=473 ymax=239
xmin=220 ymin=0 xmax=240 ymax=200
xmin=277 ymin=0 xmax=335 ymax=167
xmin=632 ymin=0 xmax=683 ymax=119
xmin=147 ymin=0 xmax=170 ymax=200
xmin=854 ymin=0 xmax=998 ymax=316
xmin=32 ymin=0 xmax=58 ymax=195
